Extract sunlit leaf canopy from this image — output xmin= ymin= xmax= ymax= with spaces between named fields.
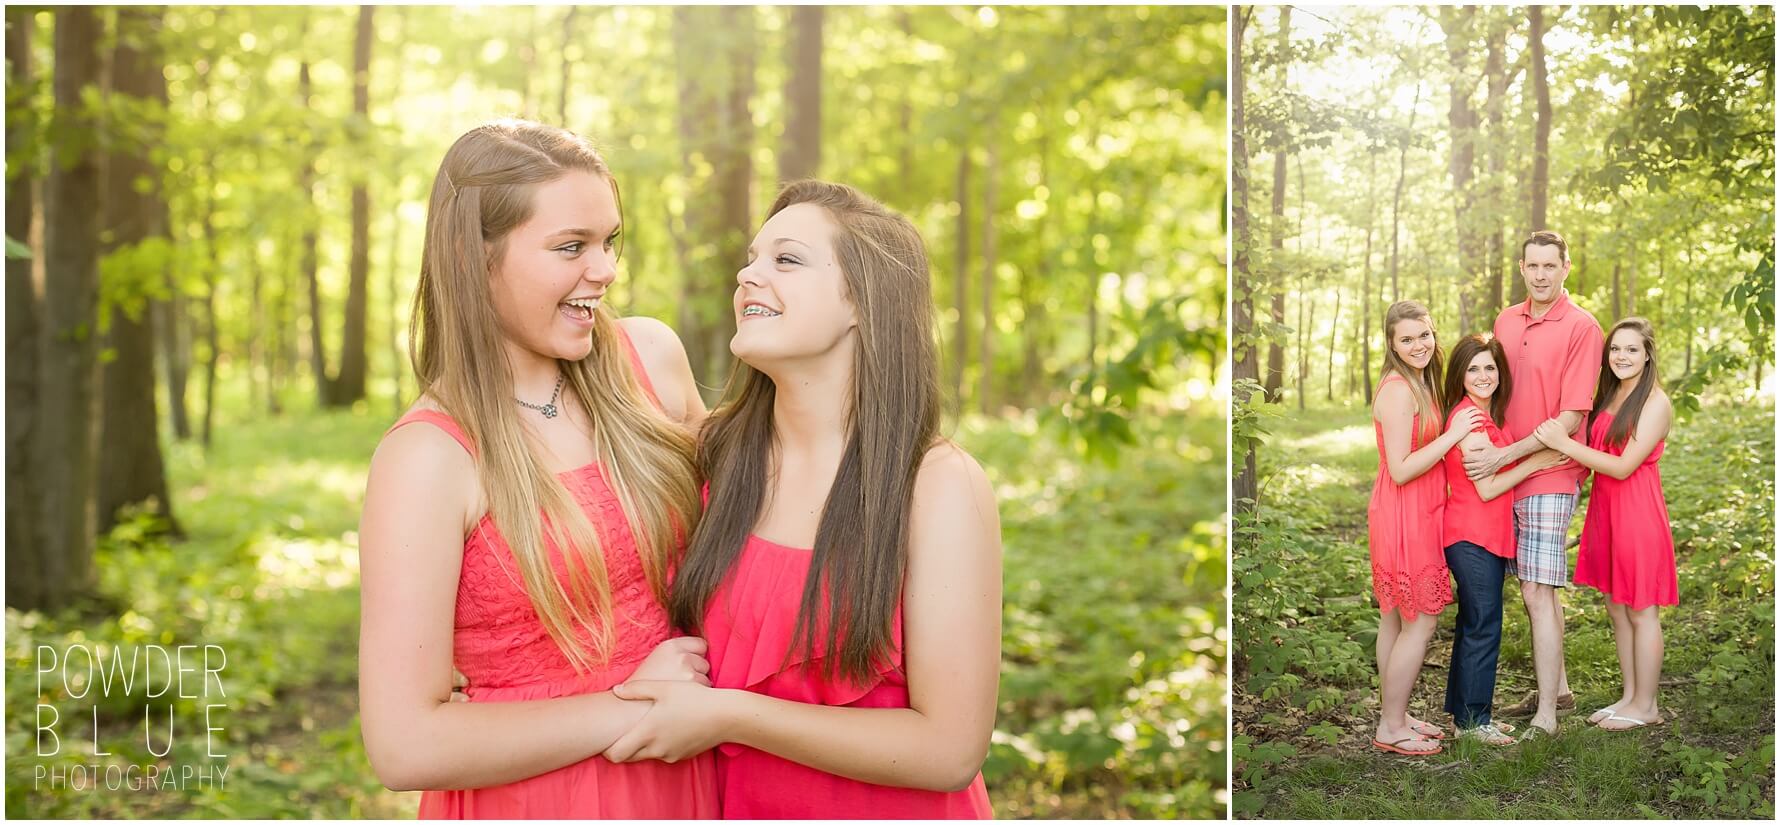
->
xmin=9 ymin=5 xmax=1225 ymax=443
xmin=1236 ymin=4 xmax=1773 ymax=411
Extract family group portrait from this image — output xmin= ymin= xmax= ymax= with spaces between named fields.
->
xmin=4 ymin=4 xmax=1225 ymax=820
xmin=1232 ymin=4 xmax=1774 ymax=820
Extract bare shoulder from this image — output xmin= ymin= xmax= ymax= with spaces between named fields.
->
xmin=617 ymin=315 xmax=689 ymax=365
xmin=1646 ymin=388 xmax=1675 ymax=423
xmin=368 ymin=414 xmax=479 ymax=531
xmin=1373 ymin=376 xmax=1411 ymax=416
xmin=911 ymin=441 xmax=997 ymax=532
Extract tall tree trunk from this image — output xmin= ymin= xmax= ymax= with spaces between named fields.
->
xmin=1683 ymin=246 xmax=1696 ymax=373
xmin=1522 ymin=4 xmax=1551 ymax=307
xmin=198 ymin=67 xmax=222 ymax=450
xmin=1439 ymin=6 xmax=1481 ymax=333
xmin=300 ymin=57 xmax=331 ymax=406
xmin=978 ymin=135 xmax=997 ymax=415
xmin=779 ymin=5 xmax=822 ymax=182
xmin=1483 ymin=11 xmax=1509 ymax=314
xmin=1389 ymin=81 xmax=1422 ymax=303
xmin=558 ymin=7 xmax=576 ymax=125
xmin=1231 ymin=6 xmax=1258 ymax=513
xmin=158 ymin=278 xmax=192 ymax=437
xmin=951 ymin=147 xmax=970 ymax=409
xmin=1263 ymin=6 xmax=1292 ymax=404
xmin=898 ymin=10 xmax=915 ymax=202
xmin=6 ymin=6 xmax=43 ymax=608
xmin=385 ymin=7 xmax=406 ymax=415
xmin=32 ymin=6 xmax=105 ymax=610
xmin=1022 ymin=129 xmax=1050 ymax=403
xmin=98 ymin=5 xmax=178 ymax=535
xmin=1327 ymin=243 xmax=1344 ymax=402
xmin=332 ymin=5 xmax=374 ymax=406
xmin=671 ymin=5 xmax=754 ymax=389
xmin=1296 ymin=284 xmax=1310 ymax=411
xmin=1363 ymin=149 xmax=1377 ymax=403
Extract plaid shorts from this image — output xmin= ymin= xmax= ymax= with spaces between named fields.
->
xmin=1507 ymin=491 xmax=1578 ymax=587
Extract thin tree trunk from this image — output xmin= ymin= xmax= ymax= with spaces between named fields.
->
xmin=952 ymin=147 xmax=970 ymax=409
xmin=98 ymin=5 xmax=178 ymax=535
xmin=33 ymin=6 xmax=106 ymax=610
xmin=300 ymin=56 xmax=331 ymax=405
xmin=5 ymin=6 xmax=42 ymax=607
xmin=1363 ymin=149 xmax=1377 ymax=403
xmin=1231 ymin=6 xmax=1258 ymax=512
xmin=779 ymin=5 xmax=823 ymax=182
xmin=1522 ymin=4 xmax=1551 ymax=307
xmin=1484 ymin=11 xmax=1509 ymax=313
xmin=979 ymin=135 xmax=997 ymax=415
xmin=1390 ymin=81 xmax=1422 ymax=303
xmin=332 ymin=4 xmax=374 ymax=406
xmin=558 ymin=7 xmax=576 ymax=125
xmin=1440 ymin=6 xmax=1481 ymax=333
xmin=1264 ymin=6 xmax=1292 ymax=403
xmin=1683 ymin=245 xmax=1695 ymax=373
xmin=1022 ymin=128 xmax=1050 ymax=403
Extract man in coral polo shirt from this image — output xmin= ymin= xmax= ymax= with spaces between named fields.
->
xmin=1464 ymin=230 xmax=1603 ymax=738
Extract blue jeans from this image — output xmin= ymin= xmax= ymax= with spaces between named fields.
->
xmin=1444 ymin=540 xmax=1506 ymax=729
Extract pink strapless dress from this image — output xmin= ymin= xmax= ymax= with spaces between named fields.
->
xmin=1574 ymin=411 xmax=1679 ymax=610
xmin=702 ymin=534 xmax=992 ymax=819
xmin=388 ymin=331 xmax=718 ymax=819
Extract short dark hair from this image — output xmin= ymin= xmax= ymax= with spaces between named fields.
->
xmin=1521 ymin=230 xmax=1569 ymax=262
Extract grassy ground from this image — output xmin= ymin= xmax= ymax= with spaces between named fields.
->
xmin=1233 ymin=401 xmax=1775 ymax=819
xmin=6 ymin=404 xmax=1225 ymax=819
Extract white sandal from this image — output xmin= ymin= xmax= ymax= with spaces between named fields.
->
xmin=1598 ymin=712 xmax=1663 ymax=730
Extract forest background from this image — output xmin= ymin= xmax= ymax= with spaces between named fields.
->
xmin=5 ymin=5 xmax=1228 ymax=818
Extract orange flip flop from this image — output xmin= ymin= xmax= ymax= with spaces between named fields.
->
xmin=1372 ymin=737 xmax=1443 ymax=756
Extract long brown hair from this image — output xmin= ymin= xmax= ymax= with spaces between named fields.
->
xmin=1590 ymin=317 xmax=1660 ymax=450
xmin=670 ymin=180 xmax=942 ymax=685
xmin=410 ymin=119 xmax=699 ymax=673
xmin=1442 ymin=334 xmax=1513 ymax=427
xmin=1380 ymin=300 xmax=1445 ymax=437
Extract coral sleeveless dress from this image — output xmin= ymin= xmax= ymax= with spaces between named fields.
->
xmin=702 ymin=534 xmax=993 ymax=819
xmin=390 ymin=331 xmax=718 ymax=819
xmin=1368 ymin=373 xmax=1454 ymax=619
xmin=1574 ymin=411 xmax=1679 ymax=610
xmin=1441 ymin=398 xmax=1515 ymax=559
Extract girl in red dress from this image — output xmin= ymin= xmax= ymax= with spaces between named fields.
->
xmin=1532 ymin=317 xmax=1676 ymax=731
xmin=602 ymin=181 xmax=1001 ymax=818
xmin=357 ymin=120 xmax=720 ymax=817
xmin=1367 ymin=301 xmax=1482 ymax=755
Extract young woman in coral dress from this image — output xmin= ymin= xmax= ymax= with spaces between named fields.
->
xmin=1532 ymin=317 xmax=1676 ymax=731
xmin=600 ymin=181 xmax=1001 ymax=818
xmin=1367 ymin=300 xmax=1482 ymax=756
xmin=356 ymin=120 xmax=720 ymax=817
xmin=1437 ymin=334 xmax=1570 ymax=746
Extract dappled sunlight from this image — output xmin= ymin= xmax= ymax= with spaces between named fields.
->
xmin=1277 ymin=423 xmax=1375 ymax=460
xmin=1268 ymin=462 xmax=1360 ymax=498
xmin=254 ymin=535 xmax=361 ymax=596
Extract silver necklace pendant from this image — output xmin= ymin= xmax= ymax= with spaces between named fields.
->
xmin=518 ymin=372 xmax=567 ymax=419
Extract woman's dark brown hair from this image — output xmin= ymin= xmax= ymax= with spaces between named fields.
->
xmin=669 ymin=180 xmax=941 ymax=685
xmin=1442 ymin=334 xmax=1513 ymax=428
xmin=1591 ymin=317 xmax=1660 ymax=450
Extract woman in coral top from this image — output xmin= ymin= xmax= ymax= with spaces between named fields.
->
xmin=356 ymin=120 xmax=720 ymax=817
xmin=1367 ymin=301 xmax=1481 ymax=756
xmin=1533 ymin=317 xmax=1676 ymax=731
xmin=601 ymin=181 xmax=1001 ymax=818
xmin=1437 ymin=334 xmax=1570 ymax=746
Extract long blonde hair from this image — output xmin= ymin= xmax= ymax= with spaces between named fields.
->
xmin=410 ymin=119 xmax=699 ymax=672
xmin=1380 ymin=300 xmax=1444 ymax=437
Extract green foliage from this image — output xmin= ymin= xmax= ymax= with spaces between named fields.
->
xmin=1232 ymin=403 xmax=1775 ymax=819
